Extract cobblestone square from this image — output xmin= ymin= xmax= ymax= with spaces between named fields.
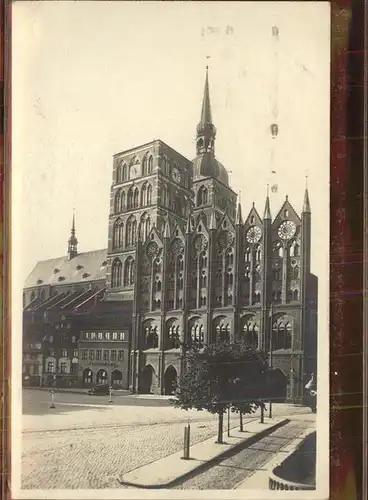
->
xmin=21 ymin=390 xmax=312 ymax=489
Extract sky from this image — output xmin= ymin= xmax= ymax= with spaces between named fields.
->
xmin=12 ymin=0 xmax=330 ymax=284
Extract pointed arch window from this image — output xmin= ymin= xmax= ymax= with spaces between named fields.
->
xmin=272 ymin=319 xmax=292 ymax=350
xmin=116 ymin=165 xmax=122 ymax=183
xmin=290 ymin=241 xmax=300 ymax=257
xmin=113 ymin=219 xmax=124 ymax=249
xmin=124 ymin=257 xmax=135 ymax=286
xmin=197 ymin=186 xmax=208 ymax=206
xmin=293 ymin=289 xmax=299 ymax=301
xmin=255 ymin=245 xmax=262 ymax=261
xmin=114 ymin=190 xmax=122 ymax=213
xmin=127 ymin=188 xmax=134 ymax=210
xmin=148 ymin=155 xmax=153 ymax=174
xmin=147 ymin=184 xmax=153 ymax=205
xmin=245 ymin=247 xmax=251 ymax=262
xmin=133 ymin=188 xmax=139 ymax=208
xmin=111 ymin=259 xmax=122 ymax=287
xmin=126 ymin=216 xmax=137 ymax=247
xmin=122 ymin=164 xmax=128 ymax=181
xmin=142 ymin=155 xmax=148 ymax=176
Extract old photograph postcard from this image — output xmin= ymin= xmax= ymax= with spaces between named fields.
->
xmin=11 ymin=1 xmax=330 ymax=499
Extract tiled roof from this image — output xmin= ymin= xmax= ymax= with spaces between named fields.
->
xmin=24 ymin=249 xmax=108 ymax=289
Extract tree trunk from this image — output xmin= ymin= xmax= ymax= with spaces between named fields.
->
xmin=217 ymin=412 xmax=224 ymax=443
xmin=240 ymin=412 xmax=244 ymax=432
xmin=260 ymin=403 xmax=264 ymax=424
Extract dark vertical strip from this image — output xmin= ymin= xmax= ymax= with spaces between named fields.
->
xmin=330 ymin=1 xmax=364 ymax=499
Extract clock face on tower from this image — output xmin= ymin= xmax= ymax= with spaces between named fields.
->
xmin=172 ymin=167 xmax=181 ymax=183
xmin=246 ymin=226 xmax=262 ymax=244
xmin=278 ymin=220 xmax=296 ymax=240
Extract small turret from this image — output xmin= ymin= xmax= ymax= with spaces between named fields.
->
xmin=68 ymin=212 xmax=78 ymax=260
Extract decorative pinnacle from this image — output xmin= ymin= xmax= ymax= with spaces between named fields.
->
xmin=263 ymin=195 xmax=272 ymax=220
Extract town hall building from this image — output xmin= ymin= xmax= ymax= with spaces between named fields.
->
xmin=22 ymin=69 xmax=317 ymax=403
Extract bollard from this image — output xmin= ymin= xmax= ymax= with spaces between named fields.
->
xmin=50 ymin=389 xmax=55 ymax=409
xmin=227 ymin=407 xmax=230 ymax=437
xmin=109 ymin=386 xmax=113 ymax=403
xmin=182 ymin=424 xmax=190 ymax=460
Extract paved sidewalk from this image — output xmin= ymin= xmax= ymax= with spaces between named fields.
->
xmin=234 ymin=424 xmax=316 ymax=490
xmin=117 ymin=417 xmax=289 ymax=488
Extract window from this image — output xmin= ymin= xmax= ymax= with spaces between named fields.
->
xmin=111 ymin=350 xmax=117 ymax=361
xmin=197 ymin=186 xmax=208 ymax=206
xmin=60 ymin=362 xmax=68 ymax=374
xmin=47 ymin=361 xmax=55 ymax=373
xmin=96 ymin=350 xmax=102 ymax=361
xmin=89 ymin=350 xmax=95 ymax=361
xmin=82 ymin=349 xmax=88 ymax=360
xmin=114 ymin=190 xmax=122 ymax=213
xmin=112 ymin=259 xmax=123 ymax=287
xmin=90 ymin=332 xmax=96 ymax=340
xmin=98 ymin=332 xmax=103 ymax=340
xmin=48 ymin=349 xmax=55 ymax=357
xmin=73 ymin=349 xmax=78 ymax=358
xmin=49 ymin=335 xmax=54 ymax=343
xmin=112 ymin=332 xmax=118 ymax=340
xmin=124 ymin=257 xmax=135 ymax=286
xmin=126 ymin=216 xmax=137 ymax=246
xmin=148 ymin=155 xmax=153 ymax=174
xmin=85 ymin=332 xmax=90 ymax=340
xmin=119 ymin=332 xmax=125 ymax=341
xmin=61 ymin=349 xmax=67 ymax=358
xmin=103 ymin=350 xmax=109 ymax=361
xmin=113 ymin=219 xmax=124 ymax=249
xmin=133 ymin=187 xmax=139 ymax=208
xmin=105 ymin=332 xmax=110 ymax=340
xmin=72 ymin=336 xmax=76 ymax=343
xmin=118 ymin=350 xmax=124 ymax=361
xmin=116 ymin=164 xmax=122 ymax=183
xmin=122 ymin=164 xmax=128 ymax=181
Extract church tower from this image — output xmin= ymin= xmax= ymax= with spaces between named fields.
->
xmin=67 ymin=213 xmax=78 ymax=260
xmin=104 ymin=140 xmax=193 ymax=302
xmin=192 ymin=68 xmax=237 ymax=227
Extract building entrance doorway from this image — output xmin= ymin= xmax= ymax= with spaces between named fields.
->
xmin=111 ymin=369 xmax=123 ymax=388
xmin=140 ymin=365 xmax=154 ymax=394
xmin=96 ymin=369 xmax=108 ymax=385
xmin=83 ymin=368 xmax=93 ymax=387
xmin=164 ymin=365 xmax=177 ymax=395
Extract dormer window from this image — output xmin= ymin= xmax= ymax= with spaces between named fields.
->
xmin=76 ymin=264 xmax=83 ymax=270
xmin=250 ymin=216 xmax=255 ymax=224
xmin=37 ymin=279 xmax=43 ymax=285
xmin=284 ymin=209 xmax=289 ymax=218
xmin=101 ymin=260 xmax=107 ymax=267
xmin=82 ymin=272 xmax=90 ymax=279
xmin=58 ymin=276 xmax=65 ymax=282
xmin=54 ymin=268 xmax=60 ymax=274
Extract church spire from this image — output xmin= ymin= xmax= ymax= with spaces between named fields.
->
xmin=303 ymin=188 xmax=311 ymax=213
xmin=68 ymin=211 xmax=78 ymax=260
xmin=263 ymin=187 xmax=272 ymax=220
xmin=196 ymin=66 xmax=217 ymax=155
xmin=200 ymin=66 xmax=212 ymax=125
